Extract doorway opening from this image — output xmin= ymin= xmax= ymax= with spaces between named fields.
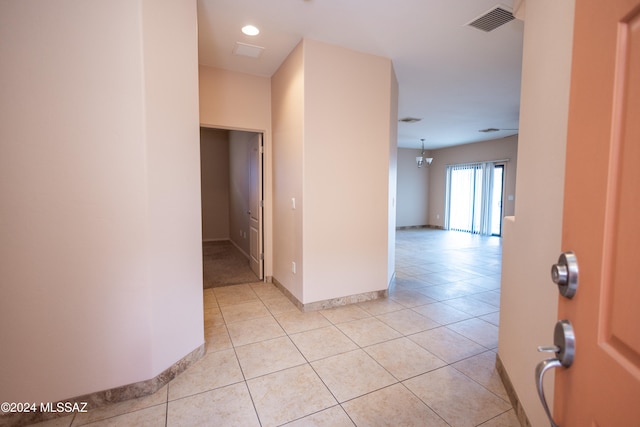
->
xmin=199 ymin=127 xmax=264 ymax=287
xmin=444 ymin=162 xmax=505 ymax=236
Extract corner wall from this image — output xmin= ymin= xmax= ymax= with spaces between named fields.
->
xmin=498 ymin=0 xmax=575 ymax=425
xmin=270 ymin=39 xmax=397 ymax=304
xmin=0 ymin=0 xmax=203 ymax=403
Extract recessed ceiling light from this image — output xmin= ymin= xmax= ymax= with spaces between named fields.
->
xmin=242 ymin=25 xmax=260 ymax=36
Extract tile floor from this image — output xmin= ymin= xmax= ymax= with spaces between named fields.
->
xmin=31 ymin=229 xmax=520 ymax=427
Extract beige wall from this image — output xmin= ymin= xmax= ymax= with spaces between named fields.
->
xmin=271 ymin=39 xmax=397 ymax=303
xmin=0 ymin=0 xmax=203 ymax=402
xmin=498 ymin=0 xmax=575 ymax=425
xmin=199 ymin=66 xmax=273 ymax=276
xmin=303 ymin=39 xmax=397 ymax=303
xmin=271 ymin=42 xmax=306 ymax=300
xmin=228 ymin=130 xmax=254 ymax=256
xmin=200 ymin=128 xmax=230 ymax=241
xmin=427 ymin=136 xmax=518 ymax=228
xmin=396 ymin=148 xmax=431 ymax=227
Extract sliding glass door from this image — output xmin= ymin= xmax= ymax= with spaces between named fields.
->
xmin=445 ymin=162 xmax=504 ymax=236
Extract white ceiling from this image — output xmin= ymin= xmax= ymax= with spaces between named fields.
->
xmin=197 ymin=0 xmax=524 ymax=149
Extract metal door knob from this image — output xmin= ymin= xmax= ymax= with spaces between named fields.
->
xmin=551 ymin=252 xmax=578 ymax=299
xmin=535 ymin=320 xmax=575 ymax=427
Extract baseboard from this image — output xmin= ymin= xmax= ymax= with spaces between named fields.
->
xmin=395 ymin=224 xmax=444 ymax=230
xmin=228 ymin=239 xmax=250 ymax=260
xmin=1 ymin=343 xmax=206 ymax=427
xmin=272 ymin=277 xmax=388 ymax=312
xmin=202 ymin=238 xmax=230 ymax=243
xmin=495 ymin=353 xmax=532 ymax=427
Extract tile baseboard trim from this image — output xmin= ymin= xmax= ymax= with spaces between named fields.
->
xmin=395 ymin=224 xmax=444 ymax=230
xmin=272 ymin=277 xmax=388 ymax=312
xmin=496 ymin=353 xmax=532 ymax=427
xmin=1 ymin=343 xmax=205 ymax=427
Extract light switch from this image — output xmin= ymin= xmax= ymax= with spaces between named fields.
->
xmin=291 ymin=197 xmax=296 ymax=209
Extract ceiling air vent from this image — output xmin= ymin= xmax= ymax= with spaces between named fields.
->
xmin=466 ymin=5 xmax=515 ymax=32
xmin=399 ymin=117 xmax=422 ymax=123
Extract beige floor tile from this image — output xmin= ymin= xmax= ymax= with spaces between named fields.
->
xmin=167 ymin=382 xmax=259 ymax=427
xmin=365 ymin=337 xmax=446 ymax=381
xmin=480 ymin=311 xmax=500 ymax=326
xmin=311 ymin=349 xmax=397 ymax=402
xmin=203 ymin=310 xmax=224 ymax=329
xmin=452 ymin=351 xmax=509 ymax=401
xmin=167 ymin=349 xmax=243 ymax=401
xmin=261 ymin=295 xmax=299 ymax=314
xmin=285 ymin=405 xmax=354 ymax=427
xmin=28 ymin=415 xmax=75 ymax=427
xmin=411 ymin=302 xmax=474 ymax=325
xmin=388 ymin=289 xmax=437 ymax=307
xmin=417 ymin=283 xmax=485 ymax=301
xmin=376 ymin=308 xmax=441 ymax=335
xmin=273 ymin=310 xmax=332 ymax=334
xmin=235 ymin=336 xmax=306 ymax=379
xmin=409 ymin=327 xmax=486 ymax=363
xmin=219 ymin=300 xmax=270 ymax=324
xmin=289 ymin=326 xmax=358 ymax=361
xmin=72 ymin=385 xmax=167 ymax=426
xmin=320 ymin=304 xmax=370 ymax=324
xmin=213 ymin=284 xmax=259 ymax=306
xmin=226 ymin=315 xmax=285 ymax=347
xmin=470 ymin=290 xmax=501 ymax=307
xmin=249 ymin=282 xmax=283 ymax=300
xmin=443 ymin=296 xmax=499 ymax=316
xmin=447 ymin=318 xmax=499 ymax=348
xmin=404 ymin=366 xmax=511 ymax=427
xmin=247 ymin=364 xmax=336 ymax=426
xmin=356 ymin=298 xmax=405 ymax=315
xmin=342 ymin=383 xmax=448 ymax=427
xmin=478 ymin=410 xmax=520 ymax=426
xmin=335 ymin=317 xmax=402 ymax=347
xmin=204 ymin=324 xmax=232 ymax=353
xmin=77 ymin=404 xmax=166 ymax=427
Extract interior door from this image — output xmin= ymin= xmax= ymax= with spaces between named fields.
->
xmin=249 ymin=133 xmax=263 ymax=279
xmin=554 ymin=0 xmax=640 ymax=424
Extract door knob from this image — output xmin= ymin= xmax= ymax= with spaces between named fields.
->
xmin=551 ymin=252 xmax=578 ymax=299
xmin=535 ymin=320 xmax=575 ymax=427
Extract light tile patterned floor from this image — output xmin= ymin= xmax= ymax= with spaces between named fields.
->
xmin=31 ymin=229 xmax=520 ymax=427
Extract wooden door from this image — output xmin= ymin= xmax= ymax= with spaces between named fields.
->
xmin=556 ymin=0 xmax=640 ymax=424
xmin=249 ymin=133 xmax=263 ymax=279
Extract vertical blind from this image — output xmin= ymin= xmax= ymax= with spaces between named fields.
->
xmin=444 ymin=162 xmax=495 ymax=235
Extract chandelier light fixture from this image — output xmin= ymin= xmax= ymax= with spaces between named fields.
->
xmin=416 ymin=139 xmax=433 ymax=168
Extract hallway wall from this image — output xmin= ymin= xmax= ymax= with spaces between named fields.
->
xmin=498 ymin=0 xmax=575 ymax=425
xmin=0 ymin=0 xmax=203 ymax=403
xmin=200 ymin=128 xmax=230 ymax=241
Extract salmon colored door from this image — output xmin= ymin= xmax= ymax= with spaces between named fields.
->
xmin=555 ymin=0 xmax=640 ymax=425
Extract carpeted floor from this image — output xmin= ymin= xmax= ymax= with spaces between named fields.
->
xmin=202 ymin=241 xmax=259 ymax=288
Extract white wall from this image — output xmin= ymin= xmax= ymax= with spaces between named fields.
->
xmin=0 ymin=0 xmax=203 ymax=402
xmin=200 ymin=128 xmax=230 ymax=241
xmin=396 ymin=148 xmax=431 ymax=227
xmin=498 ymin=0 xmax=575 ymax=425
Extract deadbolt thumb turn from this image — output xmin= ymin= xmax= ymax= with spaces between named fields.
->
xmin=535 ymin=320 xmax=575 ymax=427
xmin=551 ymin=251 xmax=578 ymax=299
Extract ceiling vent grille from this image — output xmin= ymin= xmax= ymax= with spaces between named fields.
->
xmin=466 ymin=6 xmax=515 ymax=32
